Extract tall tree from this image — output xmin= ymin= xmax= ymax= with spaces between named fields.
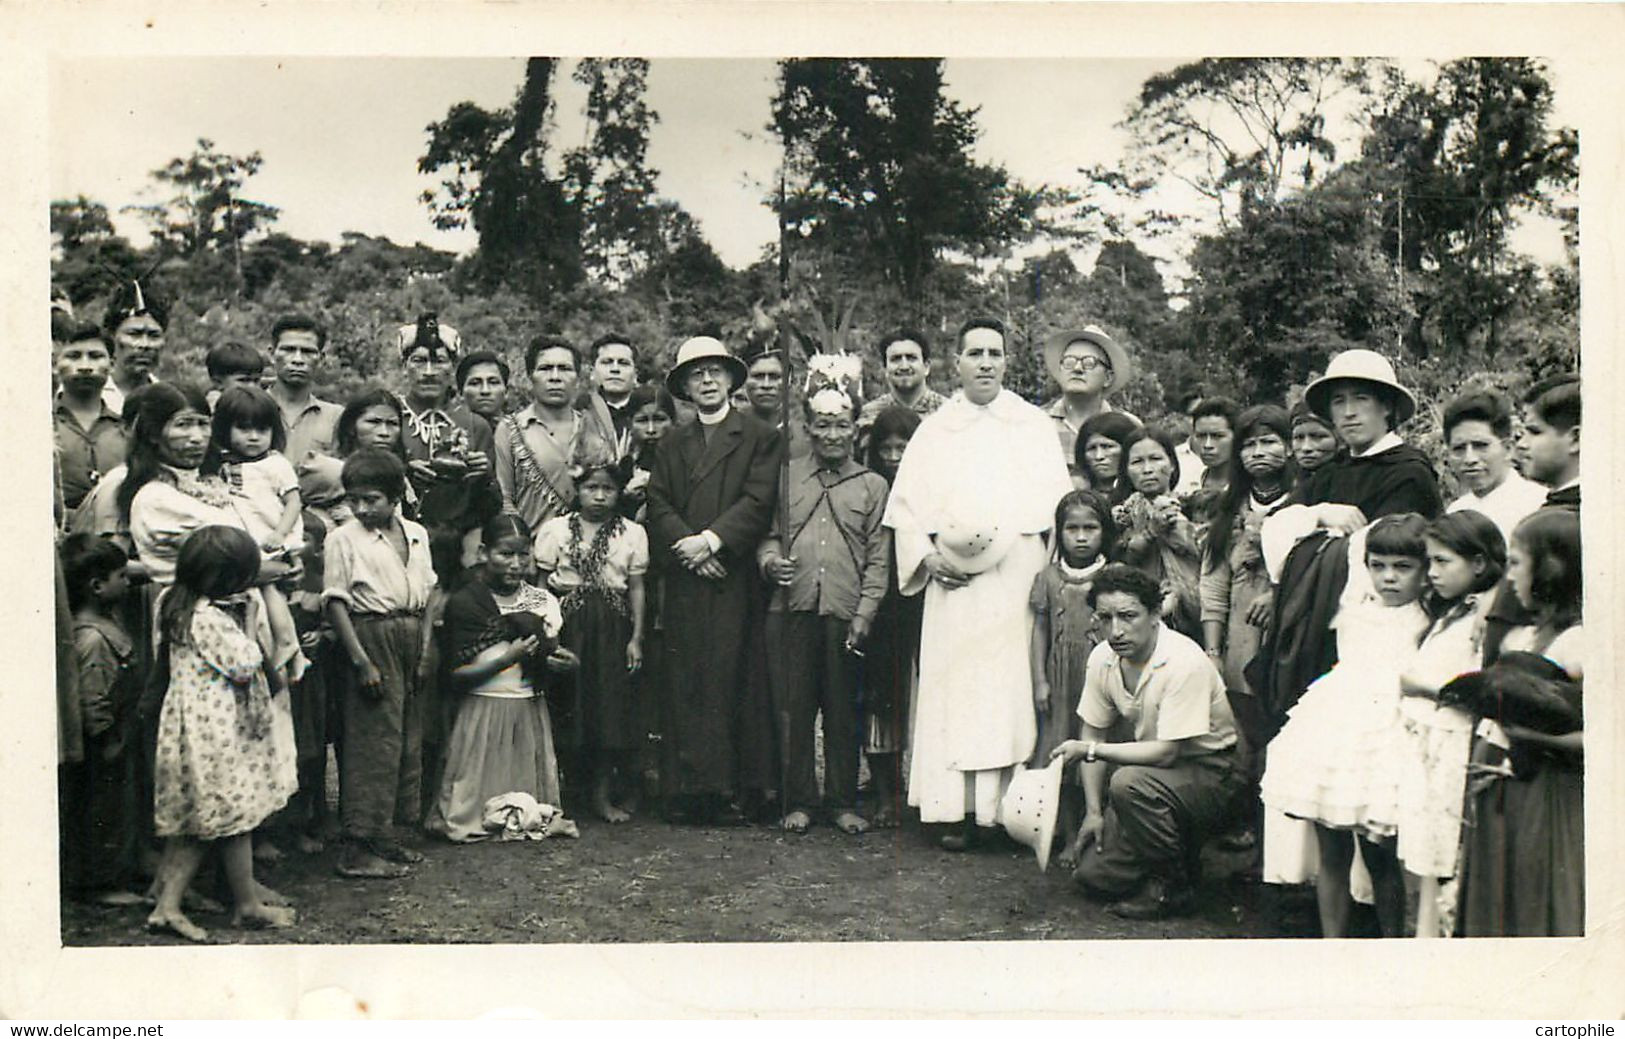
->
xmin=770 ymin=58 xmax=1048 ymax=313
xmin=1119 ymin=59 xmax=1372 ymax=228
xmin=50 ymin=195 xmax=142 ymax=302
xmin=123 ymin=138 xmax=280 ymax=286
xmin=1360 ymin=58 xmax=1576 ymax=360
xmin=563 ymin=59 xmax=663 ymax=285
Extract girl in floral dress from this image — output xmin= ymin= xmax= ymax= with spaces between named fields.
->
xmin=147 ymin=525 xmax=298 ymax=941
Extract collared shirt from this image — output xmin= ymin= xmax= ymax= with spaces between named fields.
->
xmin=322 ymin=515 xmax=437 ymax=614
xmin=1447 ymin=471 xmax=1548 ymax=546
xmin=758 ymin=456 xmax=891 ymax=623
xmin=1043 ymin=396 xmax=1138 ymax=475
xmin=54 ymin=392 xmax=127 ymax=510
xmin=100 ymin=375 xmax=154 ymax=419
xmin=1354 ymin=430 xmax=1405 ymax=458
xmin=1079 ymin=623 xmax=1236 ymax=756
xmin=277 ymin=393 xmax=344 ymax=472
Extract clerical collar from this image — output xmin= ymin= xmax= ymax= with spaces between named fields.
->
xmin=1353 ymin=431 xmax=1404 ymax=458
xmin=697 ymin=402 xmax=731 ymax=426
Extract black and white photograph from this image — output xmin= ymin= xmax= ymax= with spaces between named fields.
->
xmin=4 ymin=0 xmax=1621 ymax=1021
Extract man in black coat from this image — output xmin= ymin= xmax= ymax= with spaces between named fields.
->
xmin=646 ymin=336 xmax=783 ymax=823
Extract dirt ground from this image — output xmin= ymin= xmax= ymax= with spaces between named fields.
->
xmin=63 ymin=811 xmax=1332 ymax=945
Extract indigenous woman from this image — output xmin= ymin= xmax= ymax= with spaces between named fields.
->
xmin=882 ymin=319 xmax=1072 ymax=850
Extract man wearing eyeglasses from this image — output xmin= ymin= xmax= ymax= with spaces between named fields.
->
xmin=1041 ymin=327 xmax=1139 ymax=477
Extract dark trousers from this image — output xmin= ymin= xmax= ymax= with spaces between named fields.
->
xmin=339 ymin=615 xmax=422 ymax=844
xmin=1073 ymin=751 xmax=1243 ymax=898
xmin=58 ymin=735 xmax=139 ymax=893
xmin=766 ymin=611 xmax=860 ymax=815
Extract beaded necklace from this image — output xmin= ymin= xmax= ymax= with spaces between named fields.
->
xmin=562 ymin=510 xmax=629 ymax=618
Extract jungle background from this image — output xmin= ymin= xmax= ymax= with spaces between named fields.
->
xmin=52 ymin=56 xmax=1578 ymax=489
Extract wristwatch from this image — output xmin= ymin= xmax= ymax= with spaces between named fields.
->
xmin=1084 ymin=741 xmax=1099 ymax=763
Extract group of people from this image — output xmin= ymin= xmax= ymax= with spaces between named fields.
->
xmin=51 ymin=282 xmax=1584 ymax=940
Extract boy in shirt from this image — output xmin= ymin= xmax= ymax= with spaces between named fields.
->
xmin=324 ymin=449 xmax=437 ymax=878
xmin=757 ymin=388 xmax=891 ymax=836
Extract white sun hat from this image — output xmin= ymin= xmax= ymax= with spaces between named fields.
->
xmin=1000 ymin=758 xmax=1065 ymax=871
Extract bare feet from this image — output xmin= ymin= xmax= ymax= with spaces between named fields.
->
xmin=146 ymin=908 xmax=208 ymax=942
xmin=254 ymin=880 xmax=293 ymax=907
xmin=335 ymin=849 xmax=410 ymax=879
xmin=833 ymin=811 xmax=869 ymax=835
xmin=91 ymin=890 xmax=148 ymax=907
xmin=595 ymin=802 xmax=632 ymax=824
xmin=376 ymin=841 xmax=424 ymax=864
xmin=870 ymin=803 xmax=899 ymax=829
xmin=781 ymin=810 xmax=811 ymax=834
xmin=252 ymin=840 xmax=285 ymax=865
xmin=232 ymin=903 xmax=297 ymax=930
xmin=1056 ymin=832 xmax=1087 ymax=871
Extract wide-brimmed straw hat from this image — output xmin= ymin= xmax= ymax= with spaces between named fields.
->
xmin=1303 ymin=349 xmax=1416 ymax=424
xmin=666 ymin=336 xmax=748 ymax=402
xmin=934 ymin=518 xmax=1016 ymax=576
xmin=1000 ymin=758 xmax=1065 ymax=871
xmin=1043 ymin=326 xmax=1133 ymax=395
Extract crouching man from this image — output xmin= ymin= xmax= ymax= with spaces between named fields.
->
xmin=1051 ymin=564 xmax=1242 ymax=919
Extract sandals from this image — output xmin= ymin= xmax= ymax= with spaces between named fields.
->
xmin=145 ymin=909 xmax=209 ymax=943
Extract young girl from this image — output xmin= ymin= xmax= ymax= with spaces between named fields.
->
xmin=534 ymin=440 xmax=649 ymax=823
xmin=301 ymin=388 xmax=413 ymax=531
xmin=1111 ymin=427 xmax=1201 ymax=638
xmin=861 ymin=405 xmax=923 ymax=827
xmin=207 ymin=386 xmax=306 ymax=695
xmin=1458 ymin=508 xmax=1583 ymax=936
xmin=1028 ymin=488 xmax=1113 ymax=867
xmin=622 ymin=383 xmax=676 ymax=521
xmin=426 ymin=515 xmax=571 ymax=842
xmin=1200 ymin=405 xmax=1294 ymax=853
xmin=147 ymin=525 xmax=298 ymax=941
xmin=1396 ymin=509 xmax=1506 ymax=936
xmin=1260 ymin=513 xmax=1432 ymax=938
xmin=208 ymin=385 xmax=303 ymax=556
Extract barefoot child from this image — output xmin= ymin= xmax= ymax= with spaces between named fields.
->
xmin=757 ymin=388 xmax=890 ymax=836
xmin=1030 ymin=489 xmax=1112 ymax=868
xmin=1259 ymin=514 xmax=1432 ymax=938
xmin=860 ymin=405 xmax=922 ymax=827
xmin=324 ymin=449 xmax=437 ymax=878
xmin=427 ymin=515 xmax=573 ymax=841
xmin=146 ymin=525 xmax=298 ymax=941
xmin=534 ymin=440 xmax=648 ymax=823
xmin=59 ymin=533 xmax=144 ymax=906
xmin=1397 ymin=510 xmax=1506 ymax=936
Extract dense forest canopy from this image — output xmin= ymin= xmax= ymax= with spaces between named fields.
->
xmin=53 ymin=57 xmax=1577 ymax=478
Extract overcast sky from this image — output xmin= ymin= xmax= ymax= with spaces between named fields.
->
xmin=50 ymin=56 xmax=1568 ymax=274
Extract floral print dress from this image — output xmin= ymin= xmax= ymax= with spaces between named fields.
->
xmin=152 ymin=602 xmax=297 ymax=840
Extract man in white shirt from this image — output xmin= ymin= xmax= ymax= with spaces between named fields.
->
xmin=1442 ymin=390 xmax=1546 ymax=544
xmin=1051 ymin=564 xmax=1241 ymax=919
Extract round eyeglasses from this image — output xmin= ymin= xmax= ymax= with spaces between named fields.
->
xmin=1059 ymin=355 xmax=1111 ymax=373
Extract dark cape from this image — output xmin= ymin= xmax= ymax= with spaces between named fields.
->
xmin=1294 ymin=441 xmax=1443 ymax=520
xmin=644 ymin=409 xmax=783 ymax=800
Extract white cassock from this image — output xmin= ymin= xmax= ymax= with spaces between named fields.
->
xmin=882 ymin=389 xmax=1074 ymax=824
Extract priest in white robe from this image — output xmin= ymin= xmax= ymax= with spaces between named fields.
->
xmin=882 ymin=318 xmax=1075 ymax=850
